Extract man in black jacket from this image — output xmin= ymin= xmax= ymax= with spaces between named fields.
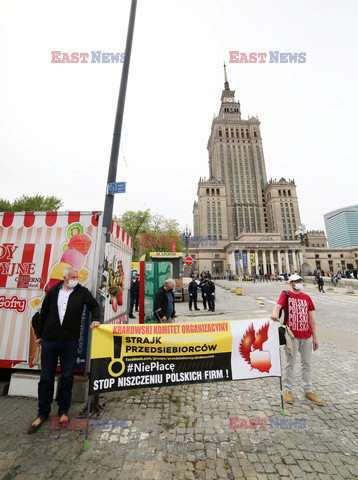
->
xmin=188 ymin=277 xmax=200 ymax=311
xmin=316 ymin=274 xmax=324 ymax=293
xmin=153 ymin=279 xmax=178 ymax=323
xmin=129 ymin=275 xmax=140 ymax=319
xmin=206 ymin=279 xmax=216 ymax=312
xmin=27 ymin=267 xmax=100 ymax=434
xmin=199 ymin=277 xmax=209 ymax=310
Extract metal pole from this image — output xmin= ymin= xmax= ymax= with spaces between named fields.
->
xmin=102 ymin=0 xmax=138 ymax=239
xmin=278 ymin=345 xmax=285 ymax=417
xmin=83 ymin=394 xmax=91 ymax=452
xmin=89 ymin=0 xmax=138 ymax=414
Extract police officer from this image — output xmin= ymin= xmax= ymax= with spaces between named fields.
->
xmin=188 ymin=277 xmax=200 ymax=311
xmin=206 ymin=278 xmax=216 ymax=312
xmin=199 ymin=277 xmax=209 ymax=310
xmin=129 ymin=275 xmax=140 ymax=319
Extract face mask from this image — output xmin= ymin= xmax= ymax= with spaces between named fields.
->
xmin=68 ymin=280 xmax=79 ymax=288
xmin=294 ymin=283 xmax=303 ymax=291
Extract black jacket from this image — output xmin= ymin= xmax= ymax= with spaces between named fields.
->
xmin=37 ymin=281 xmax=100 ymax=340
xmin=153 ymin=286 xmax=175 ymax=320
xmin=199 ymin=280 xmax=208 ymax=296
xmin=188 ymin=280 xmax=198 ymax=295
xmin=130 ymin=279 xmax=140 ymax=296
xmin=206 ymin=280 xmax=215 ymax=295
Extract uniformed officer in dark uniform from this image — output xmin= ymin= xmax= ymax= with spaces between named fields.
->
xmin=206 ymin=278 xmax=216 ymax=312
xmin=188 ymin=277 xmax=200 ymax=311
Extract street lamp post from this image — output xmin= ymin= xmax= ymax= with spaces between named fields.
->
xmin=84 ymin=0 xmax=138 ymax=423
xmin=182 ymin=226 xmax=191 ymax=258
xmin=182 ymin=226 xmax=192 ymax=277
xmin=295 ymin=224 xmax=311 ymax=276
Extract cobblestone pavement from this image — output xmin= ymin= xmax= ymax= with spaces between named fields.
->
xmin=0 ymin=281 xmax=357 ymax=480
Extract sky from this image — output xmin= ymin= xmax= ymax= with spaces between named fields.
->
xmin=0 ymin=0 xmax=357 ymax=235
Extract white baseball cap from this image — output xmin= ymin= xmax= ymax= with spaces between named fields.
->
xmin=289 ymin=273 xmax=303 ymax=282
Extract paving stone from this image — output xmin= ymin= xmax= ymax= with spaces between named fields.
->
xmin=310 ymin=460 xmax=327 ymax=473
xmin=205 ymin=468 xmax=216 ymax=480
xmin=288 ymin=465 xmax=305 ymax=478
xmin=275 ymin=464 xmax=290 ymax=476
xmin=346 ymin=464 xmax=358 ymax=476
xmin=230 ymin=466 xmax=244 ymax=478
xmin=253 ymin=463 xmax=265 ymax=473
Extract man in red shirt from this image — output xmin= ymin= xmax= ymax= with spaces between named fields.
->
xmin=271 ymin=273 xmax=323 ymax=405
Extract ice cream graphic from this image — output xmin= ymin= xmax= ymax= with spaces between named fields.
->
xmin=60 ymin=248 xmax=85 ymax=270
xmin=43 ymin=232 xmax=92 ymax=293
xmin=29 ymin=224 xmax=93 ymax=367
xmin=68 ymin=233 xmax=92 ymax=255
xmin=58 ymin=233 xmax=91 ymax=270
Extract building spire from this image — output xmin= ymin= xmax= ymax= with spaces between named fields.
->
xmin=224 ymin=61 xmax=229 ymax=89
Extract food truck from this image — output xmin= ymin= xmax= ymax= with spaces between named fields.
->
xmin=0 ymin=211 xmax=132 ymax=371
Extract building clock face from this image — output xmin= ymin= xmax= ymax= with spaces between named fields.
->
xmin=225 ymin=98 xmax=233 ymax=102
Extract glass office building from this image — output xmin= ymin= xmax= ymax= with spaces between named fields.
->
xmin=324 ymin=205 xmax=358 ymax=248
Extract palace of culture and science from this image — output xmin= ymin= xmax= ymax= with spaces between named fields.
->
xmin=190 ymin=65 xmax=333 ymax=276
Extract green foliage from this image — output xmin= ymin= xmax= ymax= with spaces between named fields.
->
xmin=0 ymin=199 xmax=12 ymax=211
xmin=117 ymin=209 xmax=152 ymax=238
xmin=116 ymin=209 xmax=151 ymax=260
xmin=116 ymin=209 xmax=183 ymax=261
xmin=0 ymin=195 xmax=63 ymax=212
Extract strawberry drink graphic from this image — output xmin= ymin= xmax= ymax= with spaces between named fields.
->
xmin=239 ymin=322 xmax=272 ymax=373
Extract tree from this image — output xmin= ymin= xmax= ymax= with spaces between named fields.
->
xmin=116 ymin=209 xmax=183 ymax=261
xmin=116 ymin=209 xmax=152 ymax=259
xmin=0 ymin=199 xmax=12 ymax=211
xmin=0 ymin=195 xmax=63 ymax=212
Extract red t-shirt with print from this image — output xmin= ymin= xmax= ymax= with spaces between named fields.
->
xmin=277 ymin=290 xmax=315 ymax=339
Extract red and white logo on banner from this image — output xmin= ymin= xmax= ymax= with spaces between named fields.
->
xmin=0 ymin=242 xmax=52 ymax=289
xmin=230 ymin=318 xmax=281 ymax=380
xmin=0 ymin=294 xmax=27 ymax=313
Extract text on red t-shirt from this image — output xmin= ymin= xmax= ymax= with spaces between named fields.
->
xmin=277 ymin=291 xmax=315 ymax=339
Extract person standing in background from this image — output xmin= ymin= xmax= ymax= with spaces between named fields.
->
xmin=188 ymin=277 xmax=200 ymax=311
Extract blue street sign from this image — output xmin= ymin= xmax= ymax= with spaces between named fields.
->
xmin=107 ymin=182 xmax=126 ymax=194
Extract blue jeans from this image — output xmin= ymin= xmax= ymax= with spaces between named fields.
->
xmin=38 ymin=339 xmax=79 ymax=417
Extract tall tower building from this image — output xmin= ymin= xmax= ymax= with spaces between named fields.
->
xmin=206 ymin=64 xmax=268 ymax=239
xmin=265 ymin=178 xmax=301 ymax=241
xmin=191 ymin=66 xmax=304 ymax=277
